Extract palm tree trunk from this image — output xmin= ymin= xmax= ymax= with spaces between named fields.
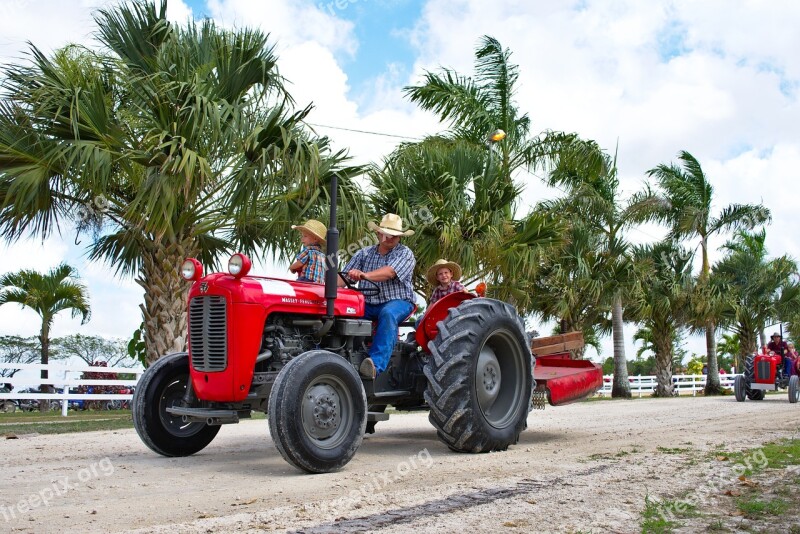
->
xmin=653 ymin=329 xmax=673 ymax=397
xmin=758 ymin=329 xmax=766 ymax=350
xmin=137 ymin=239 xmax=197 ymax=365
xmin=39 ymin=322 xmax=51 ymax=412
xmin=740 ymin=329 xmax=758 ymax=360
xmin=704 ymin=321 xmax=722 ymax=395
xmin=611 ymin=293 xmax=631 ymax=398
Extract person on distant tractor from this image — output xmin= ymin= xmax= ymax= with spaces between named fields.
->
xmin=339 ymin=213 xmax=416 ymax=379
xmin=289 ymin=219 xmax=327 ymax=284
xmin=767 ymin=332 xmax=789 ymax=377
xmin=786 ymin=341 xmax=798 ymax=377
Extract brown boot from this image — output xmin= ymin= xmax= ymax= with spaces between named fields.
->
xmin=359 ymin=357 xmax=376 ymax=379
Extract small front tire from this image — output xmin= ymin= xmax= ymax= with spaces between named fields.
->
xmin=268 ymin=350 xmax=367 ymax=473
xmin=789 ymin=375 xmax=799 ymax=403
xmin=132 ymin=352 xmax=220 ymax=457
xmin=734 ymin=375 xmax=746 ymax=402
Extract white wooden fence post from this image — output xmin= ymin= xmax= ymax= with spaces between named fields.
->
xmin=61 ymin=385 xmax=69 ymax=417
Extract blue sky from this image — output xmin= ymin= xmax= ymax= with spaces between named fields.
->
xmin=0 ymin=0 xmax=799 ymax=366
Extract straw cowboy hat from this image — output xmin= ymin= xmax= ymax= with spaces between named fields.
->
xmin=291 ymin=219 xmax=327 ymax=245
xmin=426 ymin=259 xmax=462 ymax=287
xmin=367 ymin=213 xmax=415 ymax=237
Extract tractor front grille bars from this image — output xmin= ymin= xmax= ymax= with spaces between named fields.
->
xmin=189 ymin=295 xmax=228 ymax=372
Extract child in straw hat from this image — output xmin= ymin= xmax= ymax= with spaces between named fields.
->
xmin=426 ymin=259 xmax=468 ymax=305
xmin=289 ymin=219 xmax=327 ymax=284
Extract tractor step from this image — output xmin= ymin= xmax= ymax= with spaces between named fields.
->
xmin=373 ymin=390 xmax=411 ymax=398
xmin=166 ymin=406 xmax=240 ymax=425
xmin=367 ymin=411 xmax=390 ymax=422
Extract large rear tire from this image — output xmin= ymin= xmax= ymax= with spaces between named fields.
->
xmin=425 ymin=298 xmax=532 ymax=453
xmin=741 ymin=355 xmax=766 ymax=401
xmin=734 ymin=375 xmax=746 ymax=402
xmin=268 ymin=350 xmax=367 ymax=473
xmin=789 ymin=375 xmax=799 ymax=403
xmin=132 ymin=352 xmax=220 ymax=457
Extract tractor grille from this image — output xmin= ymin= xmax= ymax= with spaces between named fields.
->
xmin=189 ymin=296 xmax=228 ymax=372
xmin=756 ymin=360 xmax=771 ymax=380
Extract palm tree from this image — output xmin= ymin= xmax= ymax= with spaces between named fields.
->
xmin=0 ymin=264 xmax=90 ymax=410
xmin=625 ymin=242 xmax=694 ymax=397
xmin=0 ymin=1 xmax=367 ymax=364
xmin=716 ymin=332 xmax=742 ymax=373
xmin=370 ymin=136 xmax=566 ymax=307
xmin=527 ymin=216 xmax=610 ymax=359
xmin=544 ymin=144 xmax=652 ymax=396
xmin=403 ymin=36 xmax=599 ymax=189
xmin=645 ymin=151 xmax=770 ymax=394
xmin=713 ymin=230 xmax=798 ymax=360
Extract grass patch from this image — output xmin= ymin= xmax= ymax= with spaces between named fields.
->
xmin=1 ymin=414 xmax=134 ymax=435
xmin=735 ymin=495 xmax=789 ymax=518
xmin=720 ymin=437 xmax=800 ymax=476
xmin=641 ymin=494 xmax=702 ymax=534
xmin=0 ymin=409 xmax=269 ymax=435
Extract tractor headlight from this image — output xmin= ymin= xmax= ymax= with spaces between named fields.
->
xmin=180 ymin=258 xmax=203 ymax=282
xmin=228 ymin=253 xmax=251 ymax=278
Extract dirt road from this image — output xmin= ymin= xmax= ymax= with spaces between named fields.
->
xmin=2 ymin=395 xmax=798 ymax=533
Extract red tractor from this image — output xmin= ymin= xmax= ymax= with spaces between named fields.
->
xmin=132 ymin=179 xmax=602 ymax=473
xmin=734 ymin=348 xmax=799 ymax=403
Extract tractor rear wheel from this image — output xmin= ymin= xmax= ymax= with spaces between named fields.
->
xmin=789 ymin=375 xmax=799 ymax=403
xmin=425 ymin=299 xmax=532 ymax=453
xmin=268 ymin=350 xmax=367 ymax=473
xmin=133 ymin=352 xmax=220 ymax=457
xmin=734 ymin=375 xmax=746 ymax=402
xmin=741 ymin=355 xmax=766 ymax=401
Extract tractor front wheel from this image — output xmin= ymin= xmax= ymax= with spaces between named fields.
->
xmin=268 ymin=350 xmax=367 ymax=473
xmin=425 ymin=298 xmax=532 ymax=453
xmin=734 ymin=375 xmax=746 ymax=402
xmin=789 ymin=375 xmax=799 ymax=403
xmin=132 ymin=352 xmax=220 ymax=457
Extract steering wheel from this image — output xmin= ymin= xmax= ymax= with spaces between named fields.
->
xmin=338 ymin=271 xmax=380 ymax=297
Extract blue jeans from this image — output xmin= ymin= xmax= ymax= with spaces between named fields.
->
xmin=364 ymin=300 xmax=414 ymax=373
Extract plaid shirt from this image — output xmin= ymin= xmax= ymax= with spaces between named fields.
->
xmin=295 ymin=244 xmax=326 ymax=284
xmin=344 ymin=243 xmax=416 ymax=305
xmin=429 ymin=281 xmax=466 ymax=305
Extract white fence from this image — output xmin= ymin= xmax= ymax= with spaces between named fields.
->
xmin=597 ymin=373 xmax=741 ymax=397
xmin=0 ymin=363 xmax=144 ymax=416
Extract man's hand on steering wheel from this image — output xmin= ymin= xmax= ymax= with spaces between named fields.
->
xmin=338 ymin=270 xmax=380 ymax=297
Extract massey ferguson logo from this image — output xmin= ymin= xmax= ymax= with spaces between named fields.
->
xmin=199 ymin=282 xmax=208 ymax=293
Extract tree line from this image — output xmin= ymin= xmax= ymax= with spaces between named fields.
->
xmin=0 ymin=1 xmax=795 ymax=399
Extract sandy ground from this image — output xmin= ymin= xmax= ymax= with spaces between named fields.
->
xmin=1 ymin=395 xmax=798 ymax=533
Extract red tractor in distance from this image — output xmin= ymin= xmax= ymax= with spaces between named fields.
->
xmin=132 ymin=177 xmax=603 ymax=473
xmin=734 ymin=347 xmax=799 ymax=403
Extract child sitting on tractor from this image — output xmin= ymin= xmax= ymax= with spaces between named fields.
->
xmin=426 ymin=259 xmax=468 ymax=305
xmin=289 ymin=219 xmax=327 ymax=284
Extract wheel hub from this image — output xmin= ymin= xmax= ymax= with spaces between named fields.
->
xmin=302 ymin=384 xmax=341 ymax=440
xmin=476 ymin=346 xmax=501 ymax=412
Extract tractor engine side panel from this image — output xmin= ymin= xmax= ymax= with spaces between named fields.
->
xmin=189 ymin=296 xmax=267 ymax=402
xmin=186 ymin=274 xmax=366 ymax=403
